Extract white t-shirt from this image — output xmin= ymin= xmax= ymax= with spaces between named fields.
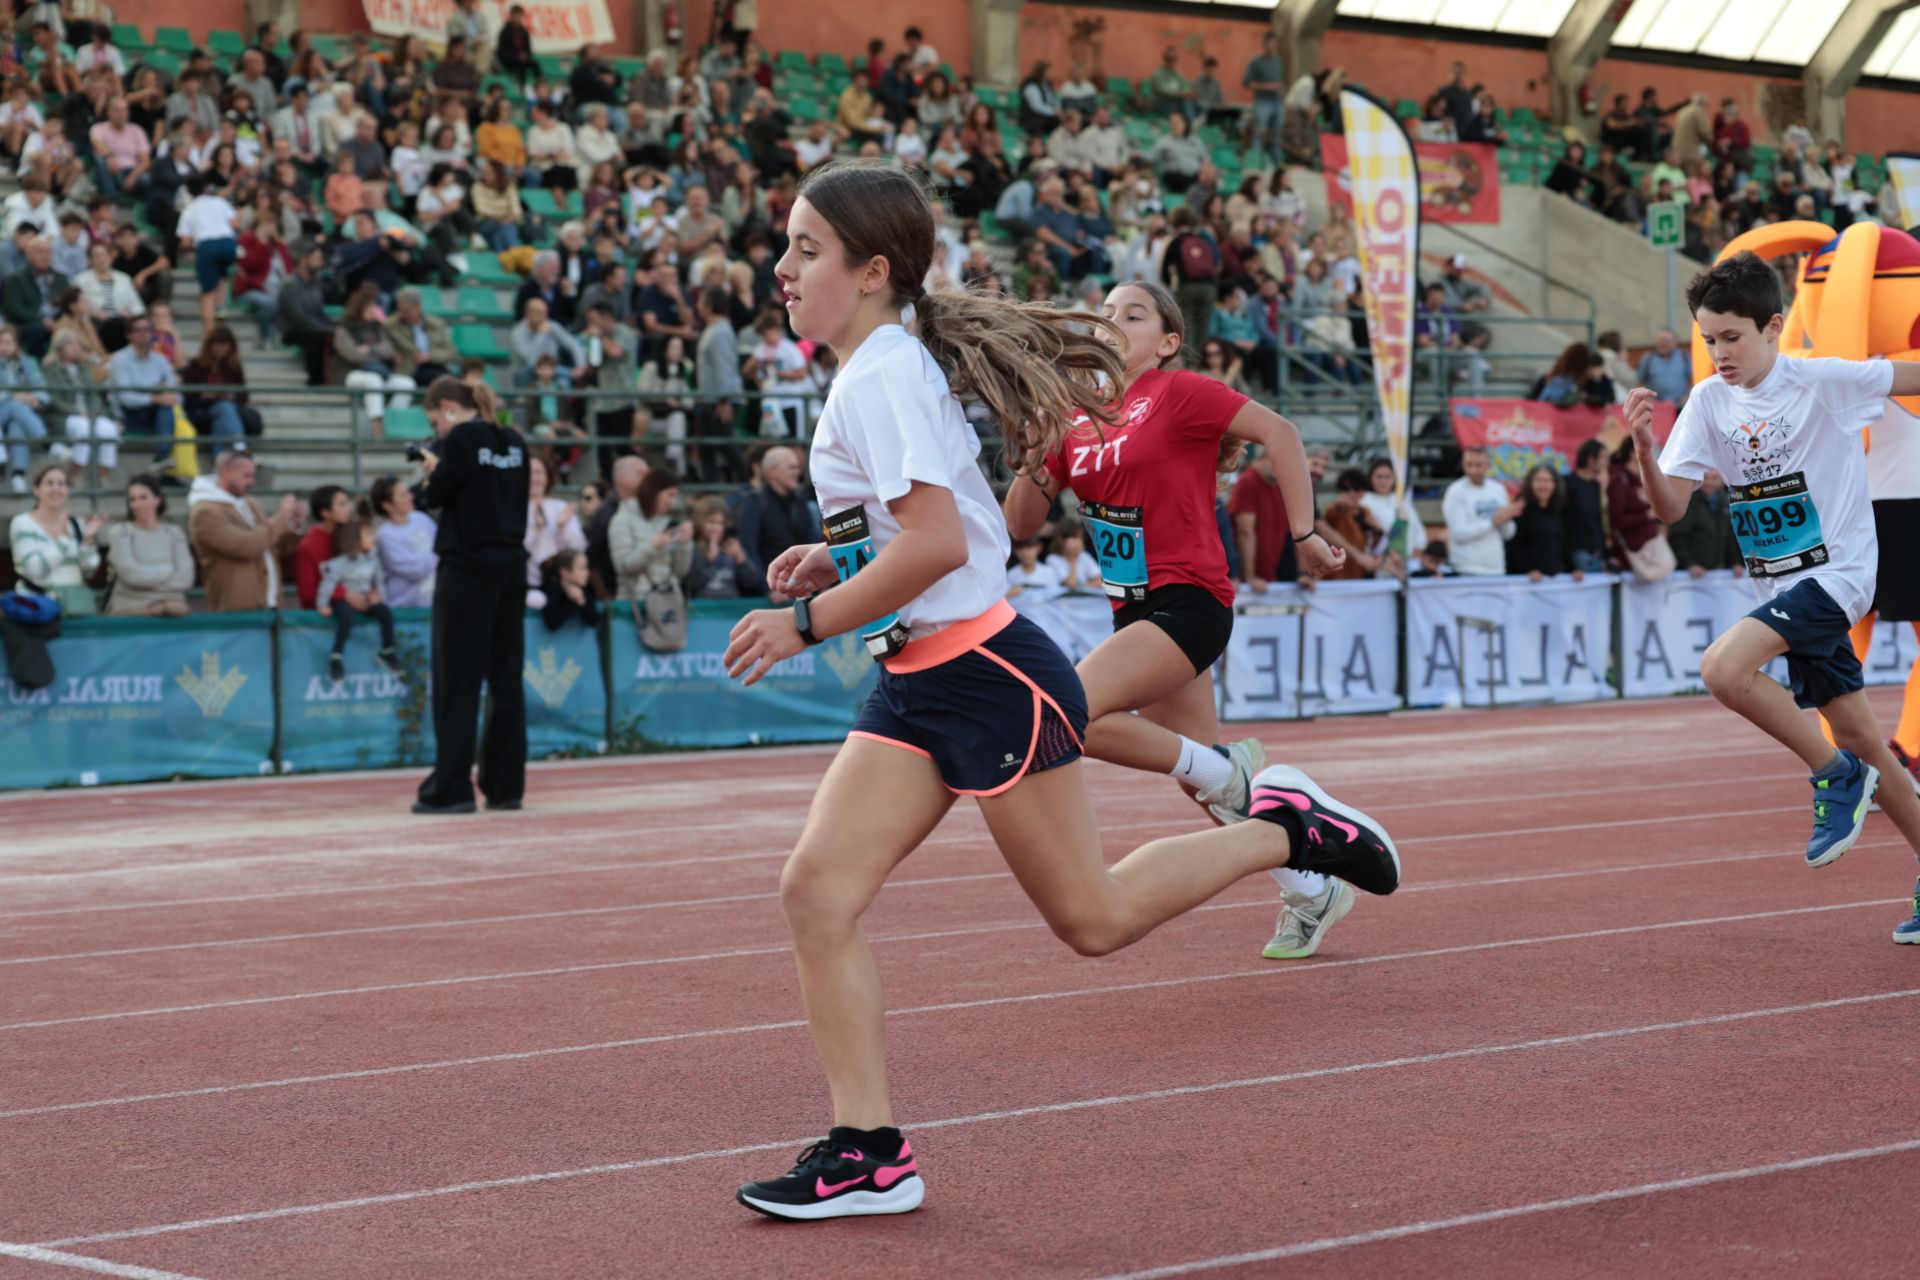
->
xmin=1045 ymin=550 xmax=1101 ymax=588
xmin=176 ymin=195 xmax=239 ymax=243
xmin=1659 ymin=355 xmax=1894 ymax=623
xmin=1865 ymin=400 xmax=1920 ymax=502
xmin=1008 ymin=559 xmax=1062 ymax=594
xmin=753 ymin=336 xmax=809 ymax=423
xmin=1441 ymin=476 xmax=1515 ymax=576
xmin=807 ymin=322 xmax=1010 ymax=629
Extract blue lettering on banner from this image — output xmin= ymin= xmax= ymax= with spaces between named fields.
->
xmin=1635 ymin=620 xmax=1673 ymax=683
xmin=1342 ymin=635 xmax=1375 ymax=696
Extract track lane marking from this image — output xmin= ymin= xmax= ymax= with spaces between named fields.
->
xmin=35 ymin=984 xmax=1920 ymax=1250
xmin=1094 ymin=1138 xmax=1920 ymax=1277
xmin=0 ymin=1241 xmax=207 ymax=1279
xmin=0 ymin=876 xmax=1898 ymax=1113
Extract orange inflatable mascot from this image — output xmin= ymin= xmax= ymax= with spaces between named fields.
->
xmin=1699 ymin=220 xmax=1920 ymax=791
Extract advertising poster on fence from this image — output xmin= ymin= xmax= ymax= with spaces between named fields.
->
xmin=1620 ymin=571 xmax=1919 ymax=697
xmin=609 ymin=602 xmax=878 ymax=750
xmin=1406 ymin=574 xmax=1616 ymax=708
xmin=1450 ymin=398 xmax=1677 ymax=482
xmin=522 ymin=618 xmax=608 ymax=758
xmin=362 ymin=0 xmax=613 ymax=52
xmin=1337 ymin=89 xmax=1420 ymax=545
xmin=1218 ymin=581 xmax=1402 ymax=721
xmin=0 ymin=612 xmax=274 ymax=788
xmin=278 ymin=608 xmax=437 ymax=774
xmin=1320 ymin=134 xmax=1500 ymax=225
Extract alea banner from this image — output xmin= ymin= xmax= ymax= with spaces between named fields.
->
xmin=1450 ymin=398 xmax=1679 ymax=482
xmin=362 ymin=0 xmax=613 ymax=53
xmin=0 ymin=612 xmax=274 ymax=789
xmin=1338 ymin=89 xmax=1420 ymax=547
xmin=1218 ymin=580 xmax=1402 ymax=721
xmin=1405 ymin=574 xmax=1617 ymax=708
xmin=1320 ymin=134 xmax=1500 ymax=225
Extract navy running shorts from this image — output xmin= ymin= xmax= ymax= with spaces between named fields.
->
xmin=1748 ymin=577 xmax=1865 ymax=710
xmin=851 ymin=600 xmax=1089 ymax=795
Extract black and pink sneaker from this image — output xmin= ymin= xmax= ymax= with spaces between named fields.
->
xmin=1250 ymin=765 xmax=1402 ymax=896
xmin=737 ymin=1129 xmax=924 ymax=1220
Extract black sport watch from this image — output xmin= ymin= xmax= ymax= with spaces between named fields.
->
xmin=792 ymin=596 xmax=823 ymax=646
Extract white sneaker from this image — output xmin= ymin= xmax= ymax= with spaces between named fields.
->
xmin=7 ymin=472 xmax=24 ymax=493
xmin=1263 ymin=879 xmax=1356 ymax=959
xmin=1196 ymin=738 xmax=1266 ymax=826
xmin=46 ymin=442 xmax=72 ymax=464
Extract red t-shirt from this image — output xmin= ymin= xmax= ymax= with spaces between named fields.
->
xmin=1044 ymin=368 xmax=1247 ymax=610
xmin=293 ymin=524 xmax=344 ymax=609
xmin=1228 ymin=468 xmax=1297 ymax=583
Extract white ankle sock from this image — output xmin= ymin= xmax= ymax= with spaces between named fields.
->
xmin=1171 ymin=737 xmax=1234 ymax=792
xmin=1273 ymin=867 xmax=1329 ymax=901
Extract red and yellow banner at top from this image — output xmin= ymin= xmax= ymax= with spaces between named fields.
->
xmin=362 ymin=0 xmax=613 ymax=53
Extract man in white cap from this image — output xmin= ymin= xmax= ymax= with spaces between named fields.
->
xmin=1439 ymin=253 xmax=1492 ymax=350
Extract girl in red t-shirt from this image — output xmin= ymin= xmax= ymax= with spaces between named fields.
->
xmin=1005 ymin=281 xmax=1354 ymax=944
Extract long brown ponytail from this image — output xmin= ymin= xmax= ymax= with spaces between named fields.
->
xmin=797 ymin=160 xmax=1126 ymax=476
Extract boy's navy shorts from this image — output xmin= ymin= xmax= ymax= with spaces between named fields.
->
xmin=1748 ymin=578 xmax=1864 ymax=710
xmin=851 ymin=600 xmax=1089 ymax=795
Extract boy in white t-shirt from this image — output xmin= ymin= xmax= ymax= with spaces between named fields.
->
xmin=1627 ymin=251 xmax=1920 ymax=940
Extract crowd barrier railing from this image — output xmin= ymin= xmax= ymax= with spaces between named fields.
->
xmin=6 ymin=574 xmax=1917 ymax=791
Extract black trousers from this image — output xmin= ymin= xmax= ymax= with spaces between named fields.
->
xmin=330 ymin=601 xmax=396 ymax=654
xmin=418 ymin=559 xmax=528 ymax=807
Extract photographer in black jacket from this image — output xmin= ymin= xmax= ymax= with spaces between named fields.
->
xmin=411 ymin=377 xmax=532 ymax=815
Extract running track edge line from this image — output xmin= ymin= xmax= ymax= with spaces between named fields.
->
xmin=1094 ymin=1137 xmax=1920 ymax=1278
xmin=35 ymin=985 xmax=1920 ymax=1249
xmin=0 ymin=1241 xmax=209 ymax=1280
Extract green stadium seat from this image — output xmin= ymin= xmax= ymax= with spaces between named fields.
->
xmin=152 ymin=26 xmax=193 ymax=54
xmin=937 ymin=63 xmax=956 ymax=82
xmin=110 ymin=22 xmax=146 ymax=51
xmin=1105 ymin=75 xmax=1132 ymax=101
xmin=464 ymin=254 xmax=516 ymax=285
xmin=1510 ymin=106 xmax=1539 ymax=126
xmin=816 ymin=52 xmax=848 ymax=76
xmin=456 ymin=287 xmax=512 ymax=322
xmin=978 ymin=212 xmax=1009 ymax=242
xmin=536 ymin=54 xmax=567 ymax=80
xmin=454 ymin=325 xmax=509 ymax=361
xmin=609 ymin=57 xmax=644 ymax=79
xmin=523 ymin=188 xmax=584 ymax=220
xmin=1394 ymin=98 xmax=1419 ymax=121
xmin=790 ymin=97 xmax=823 ymax=123
xmin=976 ymin=86 xmax=1012 ymax=112
xmin=384 ymin=406 xmax=433 ymax=441
xmin=776 ymin=49 xmax=811 ymax=73
xmin=1211 ymin=146 xmax=1242 ymax=169
xmin=144 ymin=51 xmax=180 ymax=78
xmin=207 ymin=29 xmax=246 ymax=58
xmin=417 ymin=290 xmax=455 ymax=318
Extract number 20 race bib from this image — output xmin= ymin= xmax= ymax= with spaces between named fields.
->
xmin=1730 ymin=472 xmax=1828 ymax=579
xmin=1079 ymin=501 xmax=1148 ymax=604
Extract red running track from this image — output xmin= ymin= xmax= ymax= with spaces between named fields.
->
xmin=3 ymin=692 xmax=1919 ymax=1279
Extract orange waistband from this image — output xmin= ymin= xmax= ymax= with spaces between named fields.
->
xmin=882 ymin=599 xmax=1017 ymax=674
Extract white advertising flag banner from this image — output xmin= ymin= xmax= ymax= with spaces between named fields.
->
xmin=1406 ymin=575 xmax=1616 ymax=708
xmin=362 ymin=0 xmax=613 ymax=53
xmin=1218 ymin=580 xmax=1401 ymax=721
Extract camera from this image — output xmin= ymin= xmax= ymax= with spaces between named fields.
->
xmin=406 ymin=439 xmax=441 ymax=463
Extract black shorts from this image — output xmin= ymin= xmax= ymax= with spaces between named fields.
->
xmin=1873 ymin=499 xmax=1920 ymax=622
xmin=1749 ymin=578 xmax=1865 ymax=710
xmin=1112 ymin=582 xmax=1235 ymax=675
xmin=851 ymin=601 xmax=1088 ymax=795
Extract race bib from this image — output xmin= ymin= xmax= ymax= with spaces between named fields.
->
xmin=1080 ymin=501 xmax=1147 ymax=604
xmin=822 ymin=505 xmax=909 ymax=658
xmin=1730 ymin=472 xmax=1829 ymax=579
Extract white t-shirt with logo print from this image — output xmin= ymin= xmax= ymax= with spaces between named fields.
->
xmin=807 ymin=322 xmax=1011 ymax=630
xmin=1659 ymin=355 xmax=1894 ymax=624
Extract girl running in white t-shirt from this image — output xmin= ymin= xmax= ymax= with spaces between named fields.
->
xmin=720 ymin=161 xmax=1401 ymax=1221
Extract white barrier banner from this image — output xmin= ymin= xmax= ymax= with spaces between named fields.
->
xmin=1009 ymin=589 xmax=1111 ymax=664
xmin=1624 ymin=571 xmax=1919 ymax=695
xmin=1406 ymin=574 xmax=1616 ymax=708
xmin=1218 ymin=580 xmax=1401 ymax=721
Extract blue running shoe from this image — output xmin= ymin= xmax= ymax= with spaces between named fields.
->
xmin=1807 ymin=751 xmax=1879 ymax=868
xmin=1894 ymin=878 xmax=1920 ymax=945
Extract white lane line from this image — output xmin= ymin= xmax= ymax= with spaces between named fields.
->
xmin=1094 ymin=1137 xmax=1920 ymax=1279
xmin=0 ymin=879 xmax=1896 ymax=1116
xmin=0 ymin=870 xmax=1015 ymax=968
xmin=0 ymin=1241 xmax=207 ymax=1280
xmin=0 ymin=744 xmax=1790 ymax=894
xmin=0 ymin=800 xmax=1818 ymax=964
xmin=35 ymin=985 xmax=1920 ymax=1250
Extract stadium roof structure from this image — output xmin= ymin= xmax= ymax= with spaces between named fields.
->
xmin=1169 ymin=0 xmax=1920 ymax=149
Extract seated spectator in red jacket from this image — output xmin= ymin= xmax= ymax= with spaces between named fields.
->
xmin=293 ymin=482 xmax=356 ymax=608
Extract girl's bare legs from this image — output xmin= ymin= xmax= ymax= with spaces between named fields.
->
xmin=1077 ymin=622 xmax=1214 ymax=773
xmin=976 ymin=759 xmax=1295 ymax=958
xmin=778 ymin=737 xmax=955 ymax=1129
